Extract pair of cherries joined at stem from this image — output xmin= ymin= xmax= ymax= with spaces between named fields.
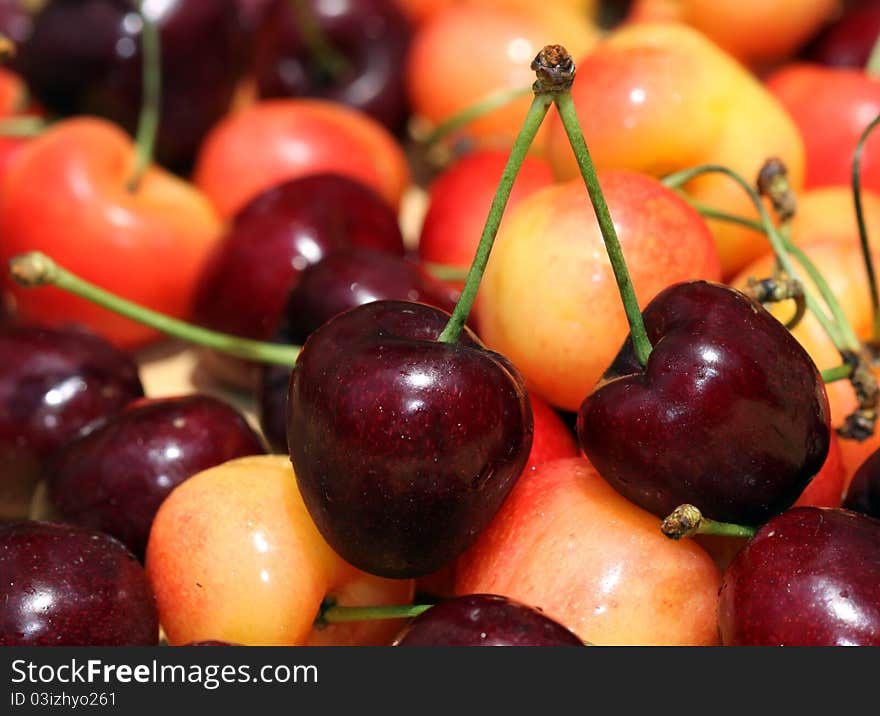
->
xmin=4 ymin=45 xmax=850 ymax=585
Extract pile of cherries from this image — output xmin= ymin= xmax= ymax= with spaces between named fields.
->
xmin=1 ymin=0 xmax=880 ymax=648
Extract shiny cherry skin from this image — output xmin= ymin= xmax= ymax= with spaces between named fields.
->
xmin=47 ymin=395 xmax=266 ymax=559
xmin=287 ymin=300 xmax=533 ymax=578
xmin=718 ymin=507 xmax=880 ymax=645
xmin=8 ymin=0 xmax=246 ymax=170
xmin=0 ymin=521 xmax=159 ymax=645
xmin=392 ymin=594 xmax=585 ymax=646
xmin=257 ymin=246 xmax=459 ymax=452
xmin=577 ymin=281 xmax=831 ymax=526
xmin=0 ymin=323 xmax=144 ymax=522
xmin=251 ymin=0 xmax=412 ymax=132
xmin=193 ymin=173 xmax=405 ymax=386
xmin=843 ymin=448 xmax=880 ymax=519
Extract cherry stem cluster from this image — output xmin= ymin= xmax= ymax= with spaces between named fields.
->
xmin=127 ymin=2 xmax=161 ymax=193
xmin=7 ymin=251 xmax=301 ymax=367
xmin=662 ymin=164 xmax=863 ymax=367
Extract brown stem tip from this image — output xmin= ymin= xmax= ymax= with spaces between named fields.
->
xmin=838 ymin=349 xmax=879 ymax=441
xmin=531 ymin=44 xmax=575 ymax=94
xmin=660 ymin=504 xmax=703 ymax=540
xmin=8 ymin=251 xmax=57 ymax=288
xmin=745 ymin=275 xmax=806 ymax=330
xmin=756 ymin=157 xmax=797 ymax=222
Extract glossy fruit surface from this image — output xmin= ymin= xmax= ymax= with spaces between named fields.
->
xmin=252 ymin=0 xmax=412 ymax=132
xmin=477 ymin=171 xmax=721 ymax=412
xmin=287 ymin=300 xmax=533 ymax=578
xmin=0 ymin=117 xmax=222 ymax=349
xmin=392 ymin=593 xmax=585 ymax=645
xmin=718 ymin=507 xmax=880 ymax=645
xmin=193 ymin=98 xmax=411 ymax=220
xmin=0 ymin=323 xmax=144 ymax=522
xmin=48 ymin=394 xmax=266 ymax=559
xmin=455 ymin=457 xmax=722 ymax=645
xmin=578 ymin=281 xmax=831 ymax=525
xmin=146 ymin=455 xmax=414 ymax=646
xmin=257 ymin=247 xmax=459 ymax=452
xmin=9 ymin=0 xmax=246 ymax=170
xmin=0 ymin=521 xmax=158 ymax=645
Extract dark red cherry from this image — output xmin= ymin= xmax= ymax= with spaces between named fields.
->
xmin=47 ymin=394 xmax=266 ymax=559
xmin=0 ymin=520 xmax=159 ymax=645
xmin=7 ymin=0 xmax=246 ymax=170
xmin=718 ymin=507 xmax=880 ymax=646
xmin=192 ymin=174 xmax=405 ymax=387
xmin=287 ymin=300 xmax=533 ymax=578
xmin=182 ymin=639 xmax=242 ymax=646
xmin=0 ymin=323 xmax=144 ymax=522
xmin=257 ymin=247 xmax=460 ymax=452
xmin=577 ymin=280 xmax=830 ymax=526
xmin=843 ymin=447 xmax=880 ymax=519
xmin=392 ymin=594 xmax=585 ymax=646
xmin=251 ymin=0 xmax=412 ymax=132
xmin=803 ymin=0 xmax=880 ymax=68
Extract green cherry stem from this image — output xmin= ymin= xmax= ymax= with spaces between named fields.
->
xmin=553 ymin=86 xmax=653 ymax=365
xmin=315 ymin=600 xmax=432 ymax=628
xmin=662 ymin=164 xmax=860 ymax=354
xmin=866 ymin=30 xmax=880 ymax=78
xmin=435 ymin=81 xmax=554 ymax=343
xmin=660 ymin=504 xmax=757 ymax=541
xmin=822 ymin=363 xmax=855 ymax=383
xmin=7 ymin=251 xmax=301 ymax=367
xmin=852 ymin=112 xmax=880 ymax=341
xmin=126 ymin=2 xmax=162 ymax=193
xmin=0 ymin=115 xmax=51 ymax=137
xmin=422 ymin=85 xmax=532 ymax=146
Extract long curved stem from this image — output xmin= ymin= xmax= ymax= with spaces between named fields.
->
xmin=422 ymin=85 xmax=532 ymax=146
xmin=8 ymin=252 xmax=300 ymax=367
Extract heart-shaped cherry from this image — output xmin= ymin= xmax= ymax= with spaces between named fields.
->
xmin=718 ymin=506 xmax=880 ymax=645
xmin=286 ymin=300 xmax=533 ymax=578
xmin=577 ymin=280 xmax=831 ymax=526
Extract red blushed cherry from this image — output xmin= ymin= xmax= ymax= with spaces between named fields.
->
xmin=417 ymin=149 xmax=555 ymax=284
xmin=192 ymin=173 xmax=405 ymax=387
xmin=287 ymin=300 xmax=533 ymax=578
xmin=257 ymin=246 xmax=460 ymax=452
xmin=251 ymin=0 xmax=412 ymax=132
xmin=47 ymin=394 xmax=267 ymax=559
xmin=0 ymin=323 xmax=144 ymax=522
xmin=718 ymin=507 xmax=880 ymax=646
xmin=0 ymin=521 xmax=159 ymax=646
xmin=578 ymin=280 xmax=831 ymax=526
xmin=391 ymin=594 xmax=585 ymax=646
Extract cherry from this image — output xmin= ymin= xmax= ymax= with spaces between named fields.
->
xmin=843 ymin=447 xmax=880 ymax=519
xmin=251 ymin=0 xmax=412 ymax=132
xmin=0 ymin=521 xmax=158 ymax=645
xmin=192 ymin=173 xmax=405 ymax=386
xmin=0 ymin=323 xmax=144 ymax=521
xmin=577 ymin=280 xmax=831 ymax=526
xmin=286 ymin=300 xmax=533 ymax=578
xmin=391 ymin=594 xmax=585 ymax=646
xmin=803 ymin=0 xmax=880 ymax=68
xmin=7 ymin=0 xmax=246 ymax=170
xmin=718 ymin=507 xmax=880 ymax=646
xmin=257 ymin=246 xmax=460 ymax=452
xmin=47 ymin=394 xmax=267 ymax=559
